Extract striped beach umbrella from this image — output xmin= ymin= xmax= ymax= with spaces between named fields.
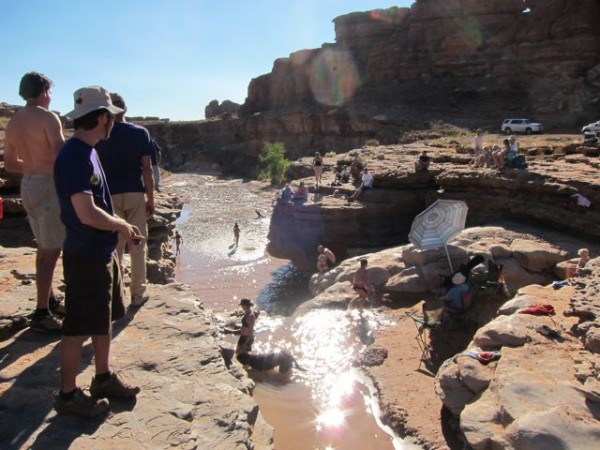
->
xmin=408 ymin=199 xmax=468 ymax=271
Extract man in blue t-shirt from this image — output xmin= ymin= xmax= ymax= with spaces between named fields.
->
xmin=96 ymin=93 xmax=154 ymax=306
xmin=53 ymin=86 xmax=144 ymax=418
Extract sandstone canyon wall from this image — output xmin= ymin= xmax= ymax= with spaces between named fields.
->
xmin=143 ymin=0 xmax=600 ymax=174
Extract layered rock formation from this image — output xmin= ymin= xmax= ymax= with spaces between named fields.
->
xmin=267 ymin=141 xmax=600 ymax=272
xmin=205 ymin=99 xmax=241 ymax=119
xmin=137 ymin=0 xmax=600 ymax=175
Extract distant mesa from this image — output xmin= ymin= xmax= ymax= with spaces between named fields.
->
xmin=205 ymin=99 xmax=240 ymax=119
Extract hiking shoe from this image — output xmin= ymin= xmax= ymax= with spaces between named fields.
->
xmin=90 ymin=372 xmax=140 ymax=399
xmin=54 ymin=388 xmax=109 ymax=418
xmin=30 ymin=314 xmax=62 ymax=334
xmin=131 ymin=293 xmax=149 ymax=307
xmin=49 ymin=298 xmax=66 ymax=318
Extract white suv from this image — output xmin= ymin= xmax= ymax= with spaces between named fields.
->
xmin=581 ymin=120 xmax=600 ymax=134
xmin=501 ymin=118 xmax=543 ymax=135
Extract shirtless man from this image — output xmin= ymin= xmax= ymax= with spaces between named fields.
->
xmin=350 ymin=258 xmax=374 ymax=309
xmin=4 ymin=72 xmax=65 ymax=333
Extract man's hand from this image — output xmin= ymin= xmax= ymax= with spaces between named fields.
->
xmin=117 ymin=221 xmax=145 ymax=248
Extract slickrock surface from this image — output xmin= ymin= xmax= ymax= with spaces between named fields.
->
xmin=303 ymin=226 xmax=599 ymax=449
xmin=0 ymin=247 xmax=272 ymax=450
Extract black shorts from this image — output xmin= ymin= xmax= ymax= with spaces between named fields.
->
xmin=237 ymin=335 xmax=255 ymax=353
xmin=62 ymin=253 xmax=125 ymax=336
xmin=353 ymin=285 xmax=368 ymax=294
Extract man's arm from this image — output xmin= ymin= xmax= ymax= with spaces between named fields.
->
xmin=141 ymin=155 xmax=155 ymax=216
xmin=71 ymin=192 xmax=144 ymax=247
xmin=45 ymin=112 xmax=65 ymax=156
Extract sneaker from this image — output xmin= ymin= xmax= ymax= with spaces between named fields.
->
xmin=49 ymin=297 xmax=66 ymax=318
xmin=30 ymin=314 xmax=62 ymax=334
xmin=54 ymin=388 xmax=109 ymax=418
xmin=90 ymin=372 xmax=140 ymax=399
xmin=131 ymin=293 xmax=149 ymax=307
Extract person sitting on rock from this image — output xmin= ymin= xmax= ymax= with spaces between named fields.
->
xmin=414 ymin=151 xmax=431 ymax=172
xmin=492 ymin=139 xmax=510 ymax=169
xmin=317 ymin=245 xmax=336 ymax=269
xmin=277 ymin=183 xmax=293 ymax=204
xmin=348 ymin=168 xmax=373 ymax=201
xmin=565 ymin=248 xmax=590 ymax=279
xmin=291 ymin=182 xmax=308 ymax=205
xmin=317 ymin=253 xmax=329 ymax=273
xmin=332 ymin=165 xmax=351 ymax=186
xmin=443 ymin=273 xmax=473 ymax=313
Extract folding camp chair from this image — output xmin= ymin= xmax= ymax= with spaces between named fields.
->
xmin=405 ymin=302 xmax=445 ymax=370
xmin=479 ymin=259 xmax=510 ymax=298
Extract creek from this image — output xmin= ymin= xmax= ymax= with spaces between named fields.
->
xmin=169 ymin=173 xmax=419 ymax=450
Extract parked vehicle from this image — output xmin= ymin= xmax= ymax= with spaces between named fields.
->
xmin=581 ymin=120 xmax=600 ymax=134
xmin=501 ymin=118 xmax=543 ymax=135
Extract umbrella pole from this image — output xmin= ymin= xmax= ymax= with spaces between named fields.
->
xmin=444 ymin=245 xmax=454 ymax=272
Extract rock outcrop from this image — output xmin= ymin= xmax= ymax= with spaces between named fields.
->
xmin=435 ymin=258 xmax=600 ymax=449
xmin=267 ymin=141 xmax=600 ymax=273
xmin=0 ymin=248 xmax=273 ymax=449
xmin=293 ymin=225 xmax=599 ymax=448
xmin=205 ymin=99 xmax=241 ymax=119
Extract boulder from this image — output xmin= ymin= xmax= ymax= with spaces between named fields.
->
xmin=510 ymin=239 xmax=568 ymax=273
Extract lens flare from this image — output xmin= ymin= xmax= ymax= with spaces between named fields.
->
xmin=308 ymin=48 xmax=360 ymax=106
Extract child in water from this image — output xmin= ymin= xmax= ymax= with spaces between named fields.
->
xmin=236 ymin=298 xmax=257 ymax=355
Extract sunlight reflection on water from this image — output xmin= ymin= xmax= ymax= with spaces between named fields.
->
xmin=170 ymin=174 xmax=419 ymax=450
xmin=251 ymin=309 xmax=417 ymax=450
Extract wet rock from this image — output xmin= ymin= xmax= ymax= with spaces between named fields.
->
xmin=359 ymin=346 xmax=388 ymax=367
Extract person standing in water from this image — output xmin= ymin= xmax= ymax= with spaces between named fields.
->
xmin=236 ymin=298 xmax=257 ymax=355
xmin=174 ymin=230 xmax=183 ymax=256
xmin=233 ymin=222 xmax=240 ymax=246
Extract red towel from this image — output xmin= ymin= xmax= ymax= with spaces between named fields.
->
xmin=519 ymin=304 xmax=556 ymax=316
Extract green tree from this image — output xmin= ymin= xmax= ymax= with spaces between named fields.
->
xmin=258 ymin=141 xmax=290 ymax=184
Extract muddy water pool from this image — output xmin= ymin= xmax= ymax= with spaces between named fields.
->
xmin=168 ymin=173 xmax=419 ymax=450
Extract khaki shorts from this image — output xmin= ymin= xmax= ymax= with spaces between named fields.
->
xmin=21 ymin=174 xmax=65 ymax=249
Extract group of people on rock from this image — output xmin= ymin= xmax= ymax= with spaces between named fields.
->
xmin=3 ymin=72 xmax=168 ymax=418
xmin=472 ymin=130 xmax=523 ymax=170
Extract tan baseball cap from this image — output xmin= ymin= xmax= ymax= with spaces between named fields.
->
xmin=65 ymin=85 xmax=124 ymax=119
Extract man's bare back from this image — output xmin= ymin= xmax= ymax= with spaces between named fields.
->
xmin=5 ymin=105 xmax=64 ymax=174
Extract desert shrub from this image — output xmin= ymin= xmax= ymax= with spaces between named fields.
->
xmin=364 ymin=138 xmax=380 ymax=147
xmin=258 ymin=141 xmax=290 ymax=184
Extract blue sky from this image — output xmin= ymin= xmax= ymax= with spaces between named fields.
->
xmin=0 ymin=1 xmax=413 ymax=121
